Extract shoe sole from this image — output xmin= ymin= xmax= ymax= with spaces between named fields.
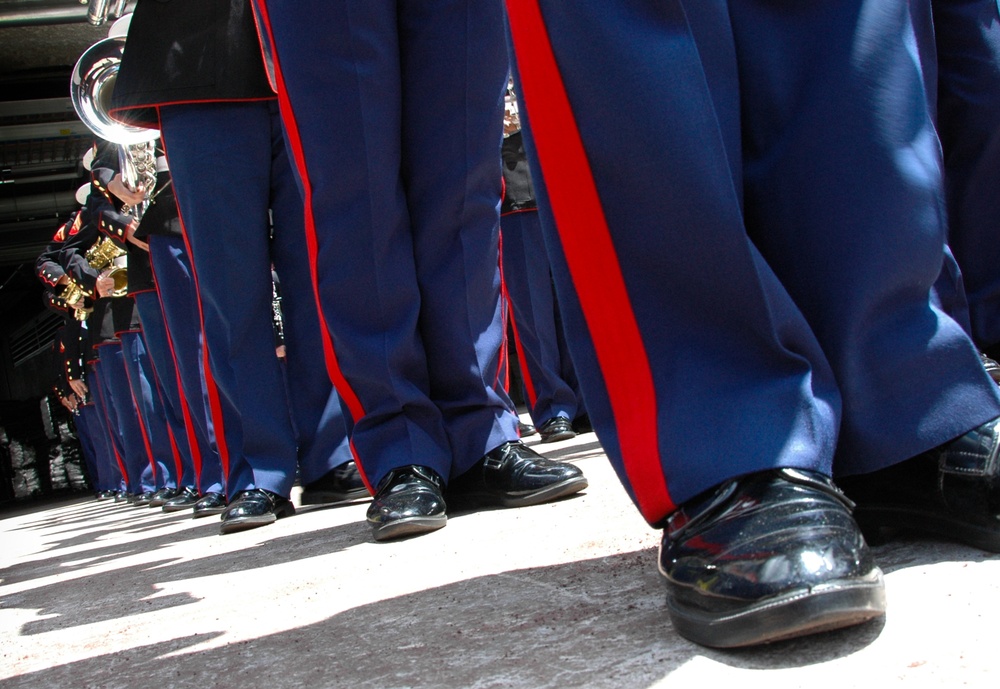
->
xmin=162 ymin=503 xmax=198 ymax=513
xmin=219 ymin=504 xmax=295 ymax=535
xmin=219 ymin=514 xmax=277 ymax=534
xmin=540 ymin=430 xmax=576 ymax=444
xmin=666 ymin=569 xmax=886 ymax=648
xmin=499 ymin=476 xmax=589 ymax=508
xmin=299 ymin=487 xmax=371 ymax=506
xmin=449 ymin=476 xmax=589 ymax=510
xmin=370 ymin=514 xmax=447 ymax=542
xmin=191 ymin=507 xmax=227 ymax=519
xmin=853 ymin=504 xmax=1000 ymax=553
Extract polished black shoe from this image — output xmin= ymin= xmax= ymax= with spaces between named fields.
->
xmin=573 ymin=414 xmax=593 ymax=434
xmin=131 ymin=491 xmax=155 ymax=507
xmin=162 ymin=486 xmax=200 ymax=512
xmin=191 ymin=491 xmax=227 ymax=518
xmin=447 ymin=441 xmax=588 ymax=509
xmin=839 ymin=415 xmax=1000 ymax=552
xmin=518 ymin=421 xmax=537 ymax=437
xmin=114 ymin=490 xmax=129 ymax=503
xmin=981 ymin=353 xmax=1000 ymax=385
xmin=95 ymin=490 xmax=116 ymax=501
xmin=219 ymin=489 xmax=295 ymax=534
xmin=660 ymin=468 xmax=885 ymax=648
xmin=300 ymin=461 xmax=370 ymax=506
xmin=537 ymin=416 xmax=576 ymax=444
xmin=366 ymin=466 xmax=447 ymax=541
xmin=149 ymin=487 xmax=181 ymax=508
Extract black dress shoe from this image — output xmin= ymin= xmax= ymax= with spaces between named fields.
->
xmin=573 ymin=414 xmax=593 ymax=434
xmin=219 ymin=489 xmax=295 ymax=534
xmin=537 ymin=416 xmax=576 ymax=443
xmin=447 ymin=441 xmax=588 ymax=509
xmin=518 ymin=421 xmax=537 ymax=437
xmin=300 ymin=461 xmax=370 ymax=505
xmin=131 ymin=491 xmax=155 ymax=507
xmin=149 ymin=487 xmax=181 ymax=508
xmin=366 ymin=465 xmax=447 ymax=541
xmin=981 ymin=353 xmax=1000 ymax=385
xmin=96 ymin=490 xmax=116 ymax=501
xmin=191 ymin=491 xmax=227 ymax=518
xmin=839 ymin=415 xmax=1000 ymax=552
xmin=162 ymin=486 xmax=200 ymax=512
xmin=660 ymin=468 xmax=885 ymax=648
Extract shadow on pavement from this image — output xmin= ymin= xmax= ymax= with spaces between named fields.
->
xmin=1 ymin=547 xmax=888 ymax=689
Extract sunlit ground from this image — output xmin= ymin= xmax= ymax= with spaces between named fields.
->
xmin=2 ymin=422 xmax=998 ymax=689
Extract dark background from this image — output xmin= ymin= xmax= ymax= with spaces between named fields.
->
xmin=0 ymin=2 xmax=126 ymax=502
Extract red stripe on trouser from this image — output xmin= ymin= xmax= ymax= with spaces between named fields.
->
xmin=157 ymin=120 xmax=232 ymax=487
xmin=139 ymin=327 xmax=185 ymax=484
xmin=120 ymin=348 xmax=157 ymax=484
xmin=505 ymin=0 xmax=674 ymax=520
xmin=173 ymin=374 xmax=203 ymax=490
xmin=507 ymin=301 xmax=538 ymax=408
xmin=253 ymin=0 xmax=371 ymax=492
xmin=496 ymin=231 xmax=510 ymax=391
xmin=150 ymin=262 xmax=205 ymax=490
xmin=92 ymin=366 xmax=128 ymax=487
xmin=177 ymin=219 xmax=231 ymax=487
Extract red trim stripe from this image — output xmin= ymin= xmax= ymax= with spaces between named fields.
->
xmin=158 ymin=119 xmax=232 ymax=487
xmin=496 ymin=231 xmax=510 ymax=390
xmin=254 ymin=0 xmax=371 ymax=491
xmin=91 ymin=364 xmax=129 ymax=487
xmin=110 ymin=96 xmax=276 ymax=129
xmin=137 ymin=322 xmax=186 ymax=486
xmin=505 ymin=0 xmax=674 ymax=520
xmin=150 ymin=254 xmax=205 ymax=491
xmin=119 ymin=344 xmax=158 ymax=484
xmin=507 ymin=302 xmax=537 ymax=408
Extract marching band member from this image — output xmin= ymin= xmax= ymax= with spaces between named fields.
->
xmin=504 ymin=0 xmax=1000 ymax=647
xmin=109 ymin=1 xmax=366 ymax=534
xmin=500 ymin=84 xmax=588 ymax=443
xmin=252 ymin=0 xmax=588 ymax=541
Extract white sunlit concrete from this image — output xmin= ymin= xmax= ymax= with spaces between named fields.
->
xmin=1 ymin=422 xmax=998 ymax=689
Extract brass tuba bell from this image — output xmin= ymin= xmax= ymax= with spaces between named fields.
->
xmin=71 ymin=35 xmax=160 ymax=221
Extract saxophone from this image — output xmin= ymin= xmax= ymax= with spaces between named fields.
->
xmin=60 ymin=237 xmax=128 ymax=321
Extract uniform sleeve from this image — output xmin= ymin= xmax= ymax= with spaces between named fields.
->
xmin=90 ymin=166 xmax=133 ymax=248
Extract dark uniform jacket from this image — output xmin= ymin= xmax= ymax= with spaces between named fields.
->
xmin=88 ymin=142 xmax=158 ymax=297
xmin=133 ymin=170 xmax=181 ymax=241
xmin=110 ymin=0 xmax=275 ymax=127
xmin=58 ymin=201 xmax=140 ymax=340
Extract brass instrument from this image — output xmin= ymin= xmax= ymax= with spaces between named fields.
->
xmin=86 ymin=0 xmax=130 ymax=27
xmin=71 ymin=35 xmax=160 ymax=222
xmin=66 ymin=31 xmax=161 ymax=319
xmin=60 ymin=236 xmax=129 ymax=321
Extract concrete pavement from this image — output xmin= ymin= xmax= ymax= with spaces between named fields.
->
xmin=2 ymin=428 xmax=999 ymax=689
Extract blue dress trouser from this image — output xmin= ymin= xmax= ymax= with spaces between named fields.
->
xmin=134 ymin=291 xmax=198 ymax=488
xmin=932 ymin=0 xmax=1000 ymax=349
xmin=505 ymin=0 xmax=1000 ymax=524
xmin=85 ymin=361 xmax=122 ymax=491
xmin=159 ymin=100 xmax=347 ymax=497
xmin=268 ymin=177 xmax=353 ymax=485
xmin=96 ymin=342 xmax=155 ymax=493
xmin=255 ymin=0 xmax=520 ymax=488
xmin=147 ymin=235 xmax=224 ymax=494
xmin=120 ymin=330 xmax=176 ymax=490
xmin=73 ymin=404 xmax=102 ymax=491
xmin=502 ymin=209 xmax=585 ymax=426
